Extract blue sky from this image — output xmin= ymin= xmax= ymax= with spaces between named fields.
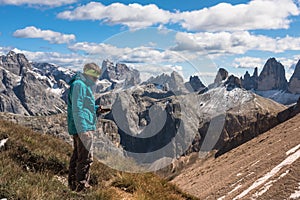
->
xmin=1 ymin=0 xmax=300 ymax=83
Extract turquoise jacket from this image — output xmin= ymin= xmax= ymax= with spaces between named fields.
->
xmin=67 ymin=73 xmax=98 ymax=135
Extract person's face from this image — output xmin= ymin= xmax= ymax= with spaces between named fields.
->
xmin=87 ymin=75 xmax=99 ymax=83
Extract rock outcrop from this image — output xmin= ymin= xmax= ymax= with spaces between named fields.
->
xmin=14 ymin=71 xmax=66 ymax=115
xmin=185 ymin=75 xmax=206 ymax=92
xmin=32 ymin=62 xmax=75 ymax=85
xmin=100 ymin=60 xmax=141 ymax=89
xmin=257 ymin=58 xmax=288 ymax=91
xmin=288 ymin=60 xmax=300 ymax=94
xmin=145 ymin=71 xmax=189 ymax=94
xmin=186 ymin=87 xmax=286 ymax=157
xmin=241 ymin=67 xmax=258 ymax=90
xmin=277 ymin=97 xmax=300 ymax=122
xmin=224 ymin=75 xmax=242 ymax=91
xmin=0 ymin=51 xmax=31 ymax=76
xmin=214 ymin=68 xmax=228 ymax=85
xmin=0 ymin=68 xmax=29 ymax=114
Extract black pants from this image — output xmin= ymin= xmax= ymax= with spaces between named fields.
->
xmin=68 ymin=132 xmax=93 ymax=191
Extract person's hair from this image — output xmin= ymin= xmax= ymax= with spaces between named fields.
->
xmin=83 ymin=63 xmax=101 ymax=78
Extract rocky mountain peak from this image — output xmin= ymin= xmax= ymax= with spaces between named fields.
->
xmin=186 ymin=75 xmax=206 ymax=92
xmin=100 ymin=60 xmax=140 ymax=89
xmin=171 ymin=71 xmax=184 ymax=83
xmin=253 ymin=67 xmax=258 ymax=77
xmin=257 ymin=57 xmax=288 ymax=91
xmin=224 ymin=75 xmax=242 ymax=91
xmin=288 ymin=60 xmax=300 ymax=94
xmin=0 ymin=51 xmax=31 ymax=76
xmin=0 ymin=51 xmax=70 ymax=115
xmin=290 ymin=60 xmax=300 ymax=80
xmin=144 ymin=71 xmax=189 ymax=94
xmin=32 ymin=62 xmax=75 ymax=85
xmin=241 ymin=67 xmax=259 ymax=90
xmin=214 ymin=68 xmax=228 ymax=84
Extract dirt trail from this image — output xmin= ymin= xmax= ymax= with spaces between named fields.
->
xmin=172 ymin=114 xmax=300 ymax=200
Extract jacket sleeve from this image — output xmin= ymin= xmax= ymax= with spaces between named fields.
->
xmin=71 ymin=81 xmax=87 ymax=133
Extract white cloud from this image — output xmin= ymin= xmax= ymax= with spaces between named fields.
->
xmin=278 ymin=56 xmax=300 ymax=69
xmin=68 ymin=42 xmax=130 ymax=57
xmin=13 ymin=26 xmax=76 ymax=44
xmin=69 ymin=42 xmax=195 ymax=81
xmin=68 ymin=42 xmax=188 ymax=64
xmin=233 ymin=57 xmax=264 ymax=68
xmin=174 ymin=0 xmax=299 ymax=31
xmin=57 ymin=0 xmax=300 ymax=31
xmin=8 ymin=48 xmax=95 ymax=70
xmin=0 ymin=0 xmax=76 ymax=7
xmin=0 ymin=46 xmax=14 ymax=55
xmin=278 ymin=56 xmax=300 ymax=80
xmin=172 ymin=31 xmax=300 ymax=55
xmin=57 ymin=2 xmax=172 ymax=30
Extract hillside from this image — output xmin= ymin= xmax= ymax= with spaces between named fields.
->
xmin=172 ymin=113 xmax=300 ymax=200
xmin=0 ymin=120 xmax=197 ymax=200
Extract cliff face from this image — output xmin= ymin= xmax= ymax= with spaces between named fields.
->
xmin=288 ymin=60 xmax=300 ymax=94
xmin=257 ymin=58 xmax=288 ymax=91
xmin=241 ymin=67 xmax=258 ymax=90
xmin=0 ymin=51 xmax=31 ymax=76
xmin=100 ymin=59 xmax=141 ymax=89
xmin=0 ymin=51 xmax=67 ymax=115
xmin=96 ymin=78 xmax=286 ymax=171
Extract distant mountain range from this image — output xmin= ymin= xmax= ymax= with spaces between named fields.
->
xmin=1 ymin=51 xmax=300 ymax=170
xmin=241 ymin=57 xmax=300 ymax=104
xmin=0 ymin=51 xmax=300 ymax=116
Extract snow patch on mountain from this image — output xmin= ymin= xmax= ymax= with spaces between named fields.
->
xmin=255 ymin=90 xmax=300 ymax=105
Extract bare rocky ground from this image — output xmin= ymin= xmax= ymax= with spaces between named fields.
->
xmin=172 ymin=113 xmax=300 ymax=200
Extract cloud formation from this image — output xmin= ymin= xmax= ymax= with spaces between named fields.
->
xmin=13 ymin=26 xmax=76 ymax=44
xmin=68 ymin=42 xmax=188 ymax=64
xmin=172 ymin=31 xmax=300 ymax=55
xmin=0 ymin=0 xmax=76 ymax=7
xmin=233 ymin=57 xmax=264 ymax=69
xmin=58 ymin=2 xmax=172 ymax=30
xmin=174 ymin=0 xmax=299 ymax=31
xmin=9 ymin=48 xmax=94 ymax=69
xmin=57 ymin=0 xmax=300 ymax=31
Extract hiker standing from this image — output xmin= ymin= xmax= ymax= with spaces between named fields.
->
xmin=67 ymin=63 xmax=101 ymax=192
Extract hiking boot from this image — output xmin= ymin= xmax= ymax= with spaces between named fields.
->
xmin=68 ymin=179 xmax=77 ymax=191
xmin=76 ymin=182 xmax=92 ymax=192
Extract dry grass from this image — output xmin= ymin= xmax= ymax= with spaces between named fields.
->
xmin=0 ymin=119 xmax=197 ymax=200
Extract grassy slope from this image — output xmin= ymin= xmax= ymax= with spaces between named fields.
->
xmin=0 ymin=120 xmax=197 ymax=200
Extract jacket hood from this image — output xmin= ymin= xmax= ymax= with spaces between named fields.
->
xmin=69 ymin=72 xmax=95 ymax=87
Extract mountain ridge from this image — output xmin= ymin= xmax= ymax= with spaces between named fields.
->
xmin=1 ymin=51 xmax=300 ymax=116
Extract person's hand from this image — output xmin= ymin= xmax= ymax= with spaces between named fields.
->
xmin=96 ymin=105 xmax=111 ymax=116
